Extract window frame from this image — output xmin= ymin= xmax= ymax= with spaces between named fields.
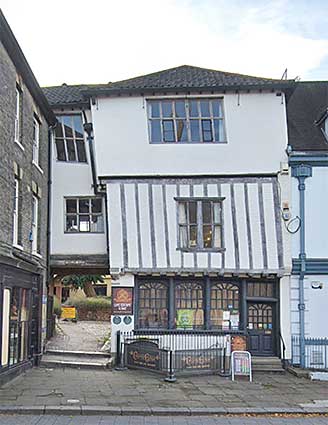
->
xmin=175 ymin=197 xmax=225 ymax=252
xmin=14 ymin=85 xmax=22 ymax=144
xmin=13 ymin=177 xmax=20 ymax=247
xmin=147 ymin=98 xmax=226 ymax=144
xmin=64 ymin=196 xmax=104 ymax=234
xmin=31 ymin=195 xmax=39 ymax=254
xmin=137 ymin=280 xmax=169 ymax=329
xmin=54 ymin=114 xmax=88 ymax=163
xmin=32 ymin=116 xmax=40 ymax=167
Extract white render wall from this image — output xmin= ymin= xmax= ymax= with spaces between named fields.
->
xmin=92 ymin=92 xmax=288 ymax=177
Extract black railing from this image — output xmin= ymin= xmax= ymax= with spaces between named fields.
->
xmin=278 ymin=331 xmax=287 ymax=368
xmin=46 ymin=296 xmax=55 ymax=340
xmin=116 ymin=329 xmax=238 ymax=378
xmin=292 ymin=335 xmax=328 ymax=369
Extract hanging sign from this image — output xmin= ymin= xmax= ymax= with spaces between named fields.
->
xmin=112 ymin=287 xmax=133 ymax=315
xmin=231 ymin=350 xmax=252 ymax=382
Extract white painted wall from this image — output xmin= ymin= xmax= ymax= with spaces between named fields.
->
xmin=50 ymin=121 xmax=107 ymax=256
xmin=92 ymin=92 xmax=288 ymax=177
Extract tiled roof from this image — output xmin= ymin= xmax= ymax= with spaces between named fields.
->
xmin=42 ymin=83 xmax=109 ymax=107
xmin=287 ymin=82 xmax=328 ymax=151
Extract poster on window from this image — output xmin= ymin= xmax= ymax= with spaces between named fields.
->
xmin=112 ymin=287 xmax=133 ymax=315
xmin=176 ymin=309 xmax=194 ymax=328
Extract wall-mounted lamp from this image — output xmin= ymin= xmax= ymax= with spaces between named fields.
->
xmin=311 ymin=281 xmax=323 ymax=290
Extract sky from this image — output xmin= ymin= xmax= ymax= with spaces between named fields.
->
xmin=1 ymin=0 xmax=328 ymax=86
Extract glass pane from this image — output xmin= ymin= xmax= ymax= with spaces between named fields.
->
xmin=79 ymin=199 xmax=89 ymax=213
xmin=73 ymin=115 xmax=84 ymax=138
xmin=190 ymin=120 xmax=200 ymax=142
xmin=91 ymin=215 xmax=104 ymax=232
xmin=162 ymin=101 xmax=173 ymax=117
xmin=189 ymin=225 xmax=197 ymax=247
xmin=55 ymin=120 xmax=63 ymax=138
xmin=79 ymin=215 xmax=90 ymax=232
xmin=214 ymin=225 xmax=221 ymax=248
xmin=151 ymin=120 xmax=161 ymax=143
xmin=188 ymin=201 xmax=197 ymax=224
xmin=202 ymin=201 xmax=211 ymax=224
xmin=91 ymin=198 xmax=102 ymax=213
xmin=203 ymin=225 xmax=212 ymax=248
xmin=66 ymin=139 xmax=76 ymax=161
xmin=178 ymin=202 xmax=187 ymax=224
xmin=179 ymin=226 xmax=188 ymax=248
xmin=201 ymin=119 xmax=213 ymax=142
xmin=176 ymin=120 xmax=187 ymax=142
xmin=175 ymin=100 xmax=186 ymax=118
xmin=189 ymin=100 xmax=199 ymax=117
xmin=150 ymin=101 xmax=160 ymax=118
xmin=213 ymin=202 xmax=221 ymax=223
xmin=55 ymin=140 xmax=66 ymax=161
xmin=62 ymin=116 xmax=73 ymax=138
xmin=162 ymin=120 xmax=175 ymax=142
xmin=212 ymin=100 xmax=222 ymax=117
xmin=66 ymin=215 xmax=78 ymax=232
xmin=66 ymin=199 xmax=77 ymax=213
xmin=214 ymin=119 xmax=224 ymax=141
xmin=200 ymin=100 xmax=210 ymax=117
xmin=76 ymin=140 xmax=87 ymax=162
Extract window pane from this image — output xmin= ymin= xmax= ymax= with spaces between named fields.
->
xmin=213 ymin=202 xmax=221 ymax=223
xmin=203 ymin=225 xmax=212 ymax=248
xmin=190 ymin=120 xmax=200 ymax=142
xmin=188 ymin=201 xmax=197 ymax=224
xmin=91 ymin=215 xmax=104 ymax=232
xmin=189 ymin=100 xmax=199 ymax=117
xmin=200 ymin=100 xmax=210 ymax=117
xmin=189 ymin=225 xmax=197 ymax=247
xmin=75 ymin=140 xmax=86 ymax=162
xmin=202 ymin=201 xmax=211 ymax=224
xmin=62 ymin=116 xmax=73 ymax=138
xmin=176 ymin=120 xmax=187 ymax=142
xmin=66 ymin=139 xmax=76 ymax=161
xmin=162 ymin=120 xmax=175 ymax=142
xmin=175 ymin=282 xmax=204 ymax=329
xmin=178 ymin=202 xmax=187 ymax=224
xmin=73 ymin=115 xmax=83 ymax=138
xmin=175 ymin=101 xmax=186 ymax=118
xmin=91 ymin=198 xmax=102 ymax=213
xmin=151 ymin=120 xmax=161 ymax=143
xmin=79 ymin=215 xmax=90 ymax=232
xmin=66 ymin=199 xmax=77 ymax=213
xmin=138 ymin=282 xmax=168 ymax=329
xmin=55 ymin=122 xmax=63 ymax=138
xmin=214 ymin=119 xmax=224 ymax=141
xmin=150 ymin=102 xmax=160 ymax=118
xmin=179 ymin=226 xmax=188 ymax=248
xmin=55 ymin=140 xmax=66 ymax=161
xmin=201 ymin=119 xmax=213 ymax=142
xmin=66 ymin=215 xmax=78 ymax=232
xmin=212 ymin=100 xmax=222 ymax=117
xmin=214 ymin=225 xmax=221 ymax=248
xmin=79 ymin=199 xmax=89 ymax=213
xmin=162 ymin=101 xmax=173 ymax=117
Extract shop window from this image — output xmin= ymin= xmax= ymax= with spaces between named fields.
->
xmin=177 ymin=199 xmax=223 ymax=251
xmin=9 ymin=288 xmax=20 ymax=365
xmin=20 ymin=289 xmax=30 ymax=362
xmin=175 ymin=281 xmax=204 ymax=329
xmin=138 ymin=281 xmax=168 ymax=329
xmin=247 ymin=282 xmax=274 ymax=298
xmin=210 ymin=283 xmax=239 ymax=329
xmin=1 ymin=289 xmax=10 ymax=367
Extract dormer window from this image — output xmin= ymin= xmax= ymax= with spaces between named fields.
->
xmin=148 ymin=98 xmax=225 ymax=144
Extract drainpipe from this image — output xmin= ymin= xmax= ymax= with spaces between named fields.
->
xmin=291 ymin=164 xmax=312 ymax=368
xmin=47 ymin=124 xmax=56 ymax=288
xmin=83 ymin=118 xmax=111 ymax=275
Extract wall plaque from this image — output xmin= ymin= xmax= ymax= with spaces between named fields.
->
xmin=112 ymin=287 xmax=133 ymax=315
xmin=126 ymin=340 xmax=160 ymax=370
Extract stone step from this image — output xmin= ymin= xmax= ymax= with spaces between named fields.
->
xmin=45 ymin=349 xmax=111 ymax=358
xmin=40 ymin=353 xmax=112 ymax=370
xmin=251 ymin=356 xmax=285 ymax=373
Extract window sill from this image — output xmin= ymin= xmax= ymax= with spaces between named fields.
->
xmin=32 ymin=161 xmax=44 ymax=175
xmin=177 ymin=248 xmax=226 ymax=253
xmin=14 ymin=140 xmax=25 ymax=151
xmin=150 ymin=141 xmax=228 ymax=145
xmin=12 ymin=244 xmax=24 ymax=251
xmin=55 ymin=160 xmax=89 ymax=165
xmin=32 ymin=252 xmax=42 ymax=259
xmin=64 ymin=231 xmax=104 ymax=234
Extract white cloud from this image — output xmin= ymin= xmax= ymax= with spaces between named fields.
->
xmin=1 ymin=0 xmax=328 ymax=85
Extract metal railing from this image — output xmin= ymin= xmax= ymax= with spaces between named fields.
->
xmin=292 ymin=335 xmax=328 ymax=369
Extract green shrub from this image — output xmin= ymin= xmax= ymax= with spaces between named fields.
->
xmin=53 ymin=295 xmax=62 ymax=317
xmin=69 ymin=296 xmax=111 ymax=311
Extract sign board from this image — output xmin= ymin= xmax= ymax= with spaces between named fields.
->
xmin=231 ymin=351 xmax=252 ymax=382
xmin=175 ymin=349 xmax=222 ymax=371
xmin=126 ymin=340 xmax=160 ymax=370
xmin=231 ymin=335 xmax=247 ymax=352
xmin=112 ymin=287 xmax=133 ymax=315
xmin=61 ymin=306 xmax=76 ymax=320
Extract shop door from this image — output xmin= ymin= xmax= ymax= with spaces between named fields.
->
xmin=247 ymin=303 xmax=275 ymax=356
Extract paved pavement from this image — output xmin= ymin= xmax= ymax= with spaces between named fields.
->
xmin=46 ymin=321 xmax=110 ymax=352
xmin=1 ymin=367 xmax=328 ymax=412
xmin=0 ymin=415 xmax=327 ymax=424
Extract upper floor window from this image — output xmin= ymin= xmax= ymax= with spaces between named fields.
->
xmin=177 ymin=198 xmax=223 ymax=251
xmin=65 ymin=197 xmax=104 ymax=233
xmin=148 ymin=99 xmax=225 ymax=144
xmin=13 ymin=177 xmax=21 ymax=246
xmin=55 ymin=115 xmax=87 ymax=163
xmin=31 ymin=195 xmax=40 ymax=254
xmin=14 ymin=86 xmax=22 ymax=144
xmin=32 ymin=117 xmax=40 ymax=166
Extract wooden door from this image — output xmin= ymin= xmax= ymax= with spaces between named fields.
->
xmin=247 ymin=303 xmax=275 ymax=356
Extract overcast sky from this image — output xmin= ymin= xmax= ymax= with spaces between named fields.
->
xmin=2 ymin=0 xmax=328 ymax=86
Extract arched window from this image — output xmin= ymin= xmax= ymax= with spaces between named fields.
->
xmin=210 ymin=282 xmax=239 ymax=329
xmin=138 ymin=281 xmax=168 ymax=329
xmin=175 ymin=281 xmax=204 ymax=329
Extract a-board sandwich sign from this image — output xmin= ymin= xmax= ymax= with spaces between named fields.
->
xmin=231 ymin=350 xmax=252 ymax=382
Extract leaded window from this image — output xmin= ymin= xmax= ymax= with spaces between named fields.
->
xmin=175 ymin=281 xmax=204 ymax=329
xmin=177 ymin=199 xmax=223 ymax=250
xmin=65 ymin=197 xmax=104 ymax=233
xmin=55 ymin=115 xmax=87 ymax=162
xmin=138 ymin=282 xmax=168 ymax=329
xmin=247 ymin=282 xmax=274 ymax=298
xmin=210 ymin=283 xmax=239 ymax=329
xmin=148 ymin=99 xmax=225 ymax=143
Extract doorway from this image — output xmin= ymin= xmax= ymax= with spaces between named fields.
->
xmin=247 ymin=302 xmax=275 ymax=356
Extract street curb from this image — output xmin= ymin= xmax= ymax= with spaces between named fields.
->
xmin=0 ymin=405 xmax=327 ymax=416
